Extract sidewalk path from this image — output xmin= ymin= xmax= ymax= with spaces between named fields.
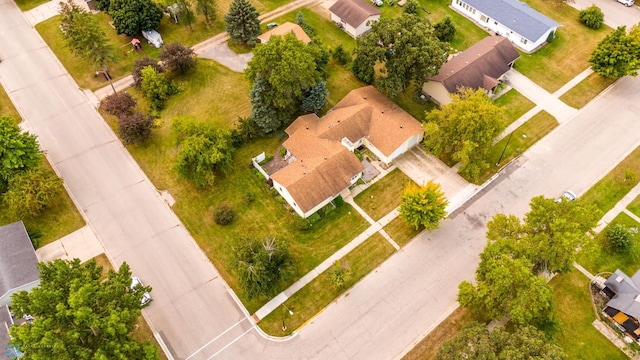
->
xmin=23 ymin=0 xmax=59 ymax=26
xmin=36 ymin=225 xmax=104 ymax=263
xmin=594 ymin=181 xmax=640 ymax=232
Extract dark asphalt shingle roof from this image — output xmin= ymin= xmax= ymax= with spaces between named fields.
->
xmin=0 ymin=221 xmax=39 ymax=303
xmin=605 ymin=269 xmax=640 ymax=320
xmin=329 ymin=0 xmax=381 ymax=28
xmin=464 ymin=0 xmax=560 ymax=41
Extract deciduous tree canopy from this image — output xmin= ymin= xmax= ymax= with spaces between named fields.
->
xmin=0 ymin=116 xmax=41 ymax=182
xmin=423 ymin=88 xmax=505 ymax=182
xmin=232 ymin=236 xmax=292 ymax=298
xmin=351 ymin=14 xmax=448 ymax=97
xmin=110 ymin=0 xmax=163 ymax=37
xmin=590 ymin=25 xmax=640 ymax=78
xmin=9 ymin=259 xmax=159 ymax=360
xmin=399 ymin=181 xmax=448 ymax=230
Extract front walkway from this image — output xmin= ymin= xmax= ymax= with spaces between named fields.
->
xmin=36 ymin=225 xmax=105 ymax=263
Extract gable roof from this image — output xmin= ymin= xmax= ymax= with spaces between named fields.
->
xmin=271 ymin=86 xmax=423 ymax=213
xmin=329 ymin=0 xmax=381 ymax=28
xmin=464 ymin=0 xmax=560 ymax=41
xmin=257 ymin=22 xmax=311 ymax=44
xmin=428 ymin=36 xmax=520 ymax=93
xmin=0 ymin=304 xmax=14 ymax=360
xmin=0 ymin=221 xmax=39 ymax=302
xmin=605 ymin=269 xmax=640 ymax=319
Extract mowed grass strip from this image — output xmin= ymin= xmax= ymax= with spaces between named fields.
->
xmin=550 ymin=270 xmax=627 ymax=360
xmin=384 ymin=216 xmax=422 ymax=247
xmin=493 ymin=89 xmax=535 ymax=126
xmin=257 ymin=232 xmax=396 ymax=336
xmin=475 ymin=110 xmax=558 ymax=184
xmin=354 ymin=168 xmax=414 ymax=221
xmin=580 ymin=146 xmax=640 ymax=214
xmin=627 ymin=194 xmax=640 ymax=218
xmin=0 ymin=85 xmax=20 ymax=119
xmin=514 ymin=0 xmax=612 ymax=92
xmin=559 ymin=72 xmax=617 ymax=109
xmin=14 ymin=0 xmax=48 ymax=11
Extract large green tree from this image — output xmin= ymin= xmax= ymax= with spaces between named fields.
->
xmin=232 ymin=236 xmax=292 ymax=298
xmin=9 ymin=259 xmax=158 ymax=359
xmin=486 ymin=196 xmax=600 ymax=274
xmin=351 ymin=14 xmax=449 ymax=97
xmin=224 ymin=0 xmax=261 ymax=46
xmin=246 ymin=33 xmax=325 ymax=132
xmin=159 ymin=43 xmax=196 ymax=74
xmin=399 ymin=181 xmax=448 ymax=230
xmin=60 ymin=0 xmax=115 ymax=67
xmin=2 ymin=166 xmax=63 ymax=218
xmin=458 ymin=253 xmax=555 ymax=326
xmin=423 ymin=88 xmax=506 ymax=182
xmin=0 ymin=116 xmax=41 ymax=183
xmin=140 ymin=66 xmax=178 ymax=111
xmin=590 ymin=25 xmax=640 ymax=78
xmin=437 ymin=322 xmax=566 ymax=360
xmin=171 ymin=116 xmax=234 ymax=187
xmin=110 ymin=0 xmax=163 ymax=36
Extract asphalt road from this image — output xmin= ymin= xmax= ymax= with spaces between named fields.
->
xmin=0 ymin=1 xmax=250 ymax=359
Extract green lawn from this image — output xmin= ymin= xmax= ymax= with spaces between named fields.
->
xmin=354 ymin=168 xmax=414 ymax=221
xmin=0 ymin=85 xmax=20 ymax=120
xmin=258 ymin=232 xmax=395 ymax=335
xmin=417 ymin=0 xmax=489 ymax=52
xmin=493 ymin=89 xmax=535 ymax=126
xmin=36 ymin=13 xmax=225 ymax=90
xmin=475 ymin=110 xmax=558 ymax=184
xmin=578 ymin=212 xmax=640 ymax=276
xmin=514 ymin=1 xmax=612 ymax=92
xmin=627 ymin=194 xmax=640 ymax=218
xmin=383 ymin=216 xmax=422 ymax=247
xmin=14 ymin=0 xmax=48 ymax=11
xmin=550 ymin=270 xmax=627 ymax=360
xmin=580 ymin=146 xmax=640 ymax=214
xmin=559 ymin=73 xmax=617 ymax=109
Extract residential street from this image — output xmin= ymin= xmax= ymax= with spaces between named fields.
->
xmin=2 ymin=0 xmax=640 ymax=359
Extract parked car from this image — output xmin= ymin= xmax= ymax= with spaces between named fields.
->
xmin=131 ymin=276 xmax=152 ymax=306
xmin=141 ymin=30 xmax=163 ymax=48
xmin=555 ymin=190 xmax=577 ymax=203
xmin=617 ymin=0 xmax=634 ymax=7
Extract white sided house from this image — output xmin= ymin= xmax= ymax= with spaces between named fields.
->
xmin=271 ymin=86 xmax=424 ymax=218
xmin=329 ymin=0 xmax=381 ymax=38
xmin=422 ymin=36 xmax=520 ymax=105
xmin=451 ymin=0 xmax=561 ymax=53
xmin=0 ymin=221 xmax=40 ymax=307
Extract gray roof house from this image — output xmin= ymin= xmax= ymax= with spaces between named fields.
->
xmin=0 ymin=221 xmax=40 ymax=307
xmin=422 ymin=35 xmax=519 ymax=105
xmin=602 ymin=269 xmax=640 ymax=341
xmin=451 ymin=0 xmax=561 ymax=53
xmin=1 ymin=304 xmax=17 ymax=360
xmin=329 ymin=0 xmax=381 ymax=38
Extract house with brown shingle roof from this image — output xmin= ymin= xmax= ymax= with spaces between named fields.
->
xmin=271 ymin=86 xmax=424 ymax=218
xmin=257 ymin=22 xmax=311 ymax=44
xmin=422 ymin=36 xmax=519 ymax=106
xmin=329 ymin=0 xmax=381 ymax=38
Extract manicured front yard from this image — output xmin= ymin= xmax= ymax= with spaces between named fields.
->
xmin=258 ymin=232 xmax=396 ymax=335
xmin=384 ymin=216 xmax=422 ymax=247
xmin=550 ymin=270 xmax=627 ymax=360
xmin=514 ymin=1 xmax=612 ymax=92
xmin=0 ymin=85 xmax=20 ymax=119
xmin=475 ymin=110 xmax=558 ymax=184
xmin=493 ymin=89 xmax=535 ymax=126
xmin=417 ymin=0 xmax=489 ymax=52
xmin=580 ymin=146 xmax=640 ymax=214
xmin=559 ymin=73 xmax=618 ymax=109
xmin=354 ymin=168 xmax=414 ymax=221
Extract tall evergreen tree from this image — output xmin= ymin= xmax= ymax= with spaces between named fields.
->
xmin=60 ymin=0 xmax=115 ymax=67
xmin=249 ymin=74 xmax=288 ymax=133
xmin=177 ymin=0 xmax=196 ymax=31
xmin=224 ymin=0 xmax=261 ymax=46
xmin=300 ymin=81 xmax=328 ymax=114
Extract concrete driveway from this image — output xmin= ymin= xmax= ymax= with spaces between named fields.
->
xmin=571 ymin=0 xmax=640 ymax=28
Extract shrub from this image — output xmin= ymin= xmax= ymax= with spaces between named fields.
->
xmin=279 ymin=147 xmax=287 ymax=157
xmin=140 ymin=66 xmax=178 ymax=111
xmin=332 ymin=45 xmax=351 ymax=65
xmin=214 ymin=204 xmax=235 ymax=225
xmin=159 ymin=43 xmax=196 ymax=74
xmin=434 ymin=17 xmax=456 ymax=43
xmin=334 ymin=195 xmax=344 ymax=207
xmin=606 ymin=224 xmax=634 ymax=253
xmin=403 ymin=0 xmax=418 ymax=15
xmin=579 ymin=5 xmax=604 ymax=29
xmin=244 ymin=191 xmax=255 ymax=203
xmin=117 ymin=110 xmax=154 ymax=144
xmin=2 ymin=167 xmax=63 ymax=218
xmin=295 ymin=216 xmax=312 ymax=231
xmin=232 ymin=236 xmax=292 ymax=298
xmin=329 ymin=260 xmax=350 ymax=288
xmin=101 ymin=92 xmax=136 ymax=117
xmin=132 ymin=56 xmax=163 ymax=87
xmin=27 ymin=228 xmax=42 ymax=249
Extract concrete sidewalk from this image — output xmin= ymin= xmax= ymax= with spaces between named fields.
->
xmin=23 ymin=0 xmax=60 ymax=26
xmin=594 ymin=181 xmax=640 ymax=232
xmin=36 ymin=225 xmax=105 ymax=263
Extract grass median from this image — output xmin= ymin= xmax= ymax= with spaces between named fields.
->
xmin=354 ymin=168 xmax=414 ymax=221
xmin=559 ymin=73 xmax=617 ymax=109
xmin=258 ymin=232 xmax=396 ymax=336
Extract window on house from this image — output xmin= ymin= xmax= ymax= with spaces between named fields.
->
xmin=520 ymin=37 xmax=528 ymax=44
xmin=494 ymin=21 xmax=498 ymax=25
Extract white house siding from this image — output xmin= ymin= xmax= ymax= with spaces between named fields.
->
xmin=422 ymin=81 xmax=453 ymax=106
xmin=272 ymin=178 xmax=306 ymax=218
xmin=451 ymin=0 xmax=552 ymax=53
xmin=331 ymin=14 xmax=380 ymax=38
xmin=0 ymin=280 xmax=40 ymax=307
